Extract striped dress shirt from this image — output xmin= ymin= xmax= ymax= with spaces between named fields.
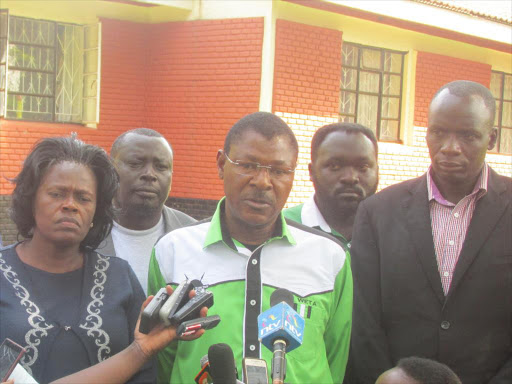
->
xmin=427 ymin=164 xmax=488 ymax=295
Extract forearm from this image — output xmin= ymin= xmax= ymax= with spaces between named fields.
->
xmin=51 ymin=342 xmax=149 ymax=384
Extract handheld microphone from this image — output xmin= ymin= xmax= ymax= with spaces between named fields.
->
xmin=194 ymin=354 xmax=212 ymax=384
xmin=208 ymin=343 xmax=238 ymax=384
xmin=258 ymin=289 xmax=305 ymax=384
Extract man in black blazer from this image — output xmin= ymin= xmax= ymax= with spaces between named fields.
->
xmin=349 ymin=80 xmax=512 ymax=384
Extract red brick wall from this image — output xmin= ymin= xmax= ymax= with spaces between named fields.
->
xmin=145 ymin=18 xmax=263 ymax=200
xmin=0 ymin=17 xmax=263 ymax=200
xmin=0 ymin=121 xmax=76 ymax=194
xmin=95 ymin=18 xmax=149 ymax=144
xmin=414 ymin=51 xmax=492 ymax=126
xmin=0 ymin=19 xmax=150 ymax=195
xmin=273 ymin=19 xmax=341 ymax=117
xmin=273 ymin=19 xmax=342 ymax=205
xmin=0 ymin=17 xmax=263 ymax=243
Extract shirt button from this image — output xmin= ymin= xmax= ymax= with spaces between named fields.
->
xmin=250 ymin=300 xmax=256 ymax=306
xmin=448 ymin=240 xmax=455 ymax=246
xmin=441 ymin=321 xmax=450 ymax=330
xmin=443 ymin=271 xmax=450 ymax=277
xmin=453 ymin=212 xmax=459 ymax=218
xmin=249 ymin=345 xmax=256 ymax=351
xmin=252 ymin=259 xmax=258 ymax=265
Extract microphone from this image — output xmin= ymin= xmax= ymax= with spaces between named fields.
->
xmin=208 ymin=343 xmax=238 ymax=384
xmin=194 ymin=354 xmax=212 ymax=384
xmin=258 ymin=289 xmax=305 ymax=384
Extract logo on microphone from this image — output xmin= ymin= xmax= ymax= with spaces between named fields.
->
xmin=286 ymin=313 xmax=299 ymax=328
xmin=258 ymin=302 xmax=305 ymax=352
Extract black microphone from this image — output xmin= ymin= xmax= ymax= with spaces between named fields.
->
xmin=208 ymin=343 xmax=238 ymax=384
xmin=269 ymin=288 xmax=294 ymax=307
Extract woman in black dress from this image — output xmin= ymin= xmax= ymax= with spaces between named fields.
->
xmin=0 ymin=136 xmax=204 ymax=384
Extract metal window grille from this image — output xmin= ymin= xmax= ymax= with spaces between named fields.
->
xmin=340 ymin=42 xmax=406 ymax=141
xmin=490 ymin=71 xmax=512 ymax=154
xmin=1 ymin=15 xmax=100 ymax=124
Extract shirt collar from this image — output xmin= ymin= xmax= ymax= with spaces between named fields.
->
xmin=427 ymin=163 xmax=489 ymax=206
xmin=302 ymin=195 xmax=349 ymax=244
xmin=302 ymin=195 xmax=332 ymax=233
xmin=203 ymin=197 xmax=296 ymax=250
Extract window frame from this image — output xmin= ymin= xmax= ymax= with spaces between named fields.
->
xmin=339 ymin=41 xmax=407 ymax=142
xmin=6 ymin=15 xmax=58 ymax=122
xmin=491 ymin=70 xmax=512 ymax=154
xmin=1 ymin=13 xmax=100 ymax=126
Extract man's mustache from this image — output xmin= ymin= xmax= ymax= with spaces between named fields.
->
xmin=244 ymin=191 xmax=274 ymax=205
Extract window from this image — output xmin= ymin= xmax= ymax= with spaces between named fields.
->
xmin=340 ymin=42 xmax=406 ymax=141
xmin=490 ymin=71 xmax=512 ymax=154
xmin=0 ymin=13 xmax=100 ymax=125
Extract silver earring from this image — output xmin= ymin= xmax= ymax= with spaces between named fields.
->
xmin=90 ymin=222 xmax=94 ymax=228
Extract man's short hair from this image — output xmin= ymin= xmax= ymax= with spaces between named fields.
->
xmin=311 ymin=122 xmax=378 ymax=162
xmin=224 ymin=112 xmax=298 ymax=157
xmin=111 ymin=128 xmax=172 ymax=157
xmin=432 ymin=80 xmax=496 ymax=129
xmin=397 ymin=357 xmax=462 ymax=384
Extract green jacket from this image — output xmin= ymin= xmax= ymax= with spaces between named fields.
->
xmin=148 ymin=199 xmax=353 ymax=384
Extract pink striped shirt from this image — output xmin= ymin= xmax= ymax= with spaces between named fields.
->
xmin=427 ymin=164 xmax=489 ymax=295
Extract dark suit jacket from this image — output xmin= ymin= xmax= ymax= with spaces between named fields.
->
xmin=348 ymin=168 xmax=512 ymax=384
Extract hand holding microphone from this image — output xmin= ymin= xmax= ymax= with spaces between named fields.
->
xmin=135 ymin=283 xmax=220 ymax=360
xmin=139 ymin=280 xmax=218 ymax=336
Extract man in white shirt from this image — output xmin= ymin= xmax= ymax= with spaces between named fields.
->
xmin=97 ymin=128 xmax=195 ymax=293
xmin=284 ymin=122 xmax=379 ymax=255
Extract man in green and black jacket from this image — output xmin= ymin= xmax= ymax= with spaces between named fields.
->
xmin=148 ymin=112 xmax=353 ymax=384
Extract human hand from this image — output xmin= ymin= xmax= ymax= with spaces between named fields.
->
xmin=133 ymin=285 xmax=208 ymax=359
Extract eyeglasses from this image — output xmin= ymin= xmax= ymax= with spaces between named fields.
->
xmin=223 ymin=152 xmax=295 ymax=180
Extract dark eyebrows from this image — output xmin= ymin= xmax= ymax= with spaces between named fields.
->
xmin=49 ymin=185 xmax=95 ymax=196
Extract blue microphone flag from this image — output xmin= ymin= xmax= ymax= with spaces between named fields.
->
xmin=257 ymin=302 xmax=305 ymax=352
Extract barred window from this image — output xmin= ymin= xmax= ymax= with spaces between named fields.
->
xmin=490 ymin=71 xmax=512 ymax=154
xmin=0 ymin=13 xmax=100 ymax=125
xmin=340 ymin=42 xmax=406 ymax=141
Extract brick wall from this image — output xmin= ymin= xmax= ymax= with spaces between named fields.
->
xmin=414 ymin=51 xmax=492 ymax=127
xmin=275 ymin=43 xmax=511 ymax=207
xmin=94 ymin=18 xmax=150 ymax=144
xmin=273 ymin=19 xmax=342 ymax=205
xmin=0 ymin=17 xmax=264 ymax=244
xmin=0 ymin=195 xmax=15 ymax=246
xmin=146 ymin=18 xmax=264 ymax=201
xmin=0 ymin=19 xmax=153 ymax=244
xmin=167 ymin=197 xmax=218 ymax=221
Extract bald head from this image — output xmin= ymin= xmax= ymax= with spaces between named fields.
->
xmin=111 ymin=128 xmax=173 ymax=158
xmin=430 ymin=80 xmax=496 ymax=130
xmin=376 ymin=368 xmax=420 ymax=384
